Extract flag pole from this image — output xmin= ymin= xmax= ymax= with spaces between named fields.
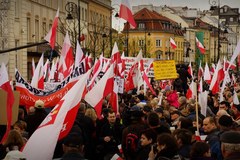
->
xmin=195 ymin=81 xmax=200 ymax=135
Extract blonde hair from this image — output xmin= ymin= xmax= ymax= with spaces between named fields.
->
xmin=3 ymin=130 xmax=25 ymax=150
xmin=85 ymin=107 xmax=97 ymax=122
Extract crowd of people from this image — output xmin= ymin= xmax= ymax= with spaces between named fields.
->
xmin=0 ymin=65 xmax=240 ymax=160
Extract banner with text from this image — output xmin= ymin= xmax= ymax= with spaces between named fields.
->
xmin=153 ymin=60 xmax=178 ymax=80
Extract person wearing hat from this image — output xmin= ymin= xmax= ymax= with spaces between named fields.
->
xmin=220 ymin=131 xmax=240 ymax=160
xmin=61 ymin=132 xmax=86 ymax=160
xmin=26 ymin=100 xmax=47 ymax=136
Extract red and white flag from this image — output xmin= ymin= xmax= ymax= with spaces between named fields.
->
xmin=209 ymin=60 xmax=224 ymax=95
xmin=203 ymin=62 xmax=211 ymax=84
xmin=170 ymin=37 xmax=177 ymax=49
xmin=44 ymin=8 xmax=59 ymax=49
xmin=186 ymin=80 xmax=196 ymax=100
xmin=111 ymin=153 xmax=123 ymax=160
xmin=32 ymin=58 xmax=35 ymax=76
xmin=198 ymin=61 xmax=204 ymax=80
xmin=22 ymin=70 xmax=91 ymax=160
xmin=188 ymin=62 xmax=193 ymax=77
xmin=31 ymin=54 xmax=44 ymax=89
xmin=119 ymin=0 xmax=136 ymax=28
xmin=0 ymin=63 xmax=14 ymax=144
xmin=75 ymin=40 xmax=84 ymax=68
xmin=233 ymin=90 xmax=240 ymax=105
xmin=84 ymin=64 xmax=114 ymax=118
xmin=196 ymin=37 xmax=205 ymax=54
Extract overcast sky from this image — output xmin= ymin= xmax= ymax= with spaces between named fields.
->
xmin=112 ymin=0 xmax=240 ymax=31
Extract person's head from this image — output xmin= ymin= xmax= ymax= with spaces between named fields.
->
xmin=140 ymin=129 xmax=156 ymax=147
xmin=147 ymin=112 xmax=160 ymax=127
xmin=3 ymin=130 xmax=25 ymax=150
xmin=62 ymin=132 xmax=84 ymax=154
xmin=177 ymin=117 xmax=193 ymax=129
xmin=156 ymin=133 xmax=178 ymax=158
xmin=173 ymin=129 xmax=192 ymax=148
xmin=203 ymin=117 xmax=217 ymax=133
xmin=220 ymin=131 xmax=240 ymax=158
xmin=219 ymin=101 xmax=230 ymax=111
xmin=178 ymin=96 xmax=187 ymax=106
xmin=170 ymin=110 xmax=181 ymax=121
xmin=154 ymin=107 xmax=164 ymax=119
xmin=218 ymin=115 xmax=234 ymax=130
xmin=107 ymin=110 xmax=116 ymax=124
xmin=79 ymin=102 xmax=86 ymax=113
xmin=85 ymin=107 xmax=97 ymax=122
xmin=34 ymin=100 xmax=44 ymax=109
xmin=190 ymin=141 xmax=211 ymax=158
xmin=13 ymin=120 xmax=27 ymax=134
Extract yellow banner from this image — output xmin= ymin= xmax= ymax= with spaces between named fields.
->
xmin=153 ymin=60 xmax=178 ymax=80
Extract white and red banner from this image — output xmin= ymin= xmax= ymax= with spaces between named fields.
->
xmin=22 ymin=70 xmax=90 ymax=160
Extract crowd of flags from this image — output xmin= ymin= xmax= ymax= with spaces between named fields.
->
xmin=0 ymin=0 xmax=240 ymax=159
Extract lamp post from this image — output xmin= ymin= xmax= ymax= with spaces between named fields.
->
xmin=209 ymin=0 xmax=221 ymax=63
xmin=65 ymin=1 xmax=81 ymax=42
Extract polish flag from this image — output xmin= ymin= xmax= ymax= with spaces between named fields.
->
xmin=31 ymin=54 xmax=44 ymax=89
xmin=22 ymin=70 xmax=91 ymax=160
xmin=111 ymin=42 xmax=121 ymax=64
xmin=198 ymin=61 xmax=204 ymax=80
xmin=109 ymin=78 xmax=119 ymax=114
xmin=170 ymin=37 xmax=177 ymax=49
xmin=198 ymin=77 xmax=203 ymax=92
xmin=203 ymin=62 xmax=211 ymax=84
xmin=43 ymin=59 xmax=50 ymax=79
xmin=32 ymin=58 xmax=35 ymax=76
xmin=196 ymin=37 xmax=205 ymax=54
xmin=44 ymin=8 xmax=59 ymax=49
xmin=119 ymin=0 xmax=136 ymax=29
xmin=233 ymin=90 xmax=240 ymax=105
xmin=48 ymin=58 xmax=56 ymax=82
xmin=229 ymin=39 xmax=240 ymax=68
xmin=209 ymin=60 xmax=224 ymax=95
xmin=186 ymin=80 xmax=196 ymax=99
xmin=124 ymin=50 xmax=143 ymax=92
xmin=188 ymin=62 xmax=193 ymax=77
xmin=111 ymin=154 xmax=123 ymax=160
xmin=84 ymin=64 xmax=114 ymax=118
xmin=75 ymin=40 xmax=84 ymax=68
xmin=0 ymin=63 xmax=14 ymax=144
xmin=61 ymin=32 xmax=74 ymax=70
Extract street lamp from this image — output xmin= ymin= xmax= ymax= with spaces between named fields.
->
xmin=65 ymin=1 xmax=81 ymax=41
xmin=209 ymin=0 xmax=221 ymax=62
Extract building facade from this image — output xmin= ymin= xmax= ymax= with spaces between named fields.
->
xmin=0 ymin=0 xmax=112 ymax=80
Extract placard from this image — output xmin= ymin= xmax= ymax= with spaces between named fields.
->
xmin=153 ymin=60 xmax=178 ymax=80
xmin=0 ymin=90 xmax=20 ymax=125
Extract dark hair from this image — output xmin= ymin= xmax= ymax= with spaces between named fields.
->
xmin=141 ymin=129 xmax=157 ymax=143
xmin=156 ymin=133 xmax=178 ymax=159
xmin=220 ymin=101 xmax=230 ymax=108
xmin=147 ymin=112 xmax=160 ymax=127
xmin=179 ymin=117 xmax=193 ymax=129
xmin=190 ymin=142 xmax=210 ymax=158
xmin=173 ymin=129 xmax=192 ymax=145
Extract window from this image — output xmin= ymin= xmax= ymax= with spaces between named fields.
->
xmin=35 ymin=19 xmax=39 ymax=41
xmin=230 ymin=17 xmax=233 ymax=22
xmin=27 ymin=17 xmax=31 ymax=42
xmin=156 ymin=39 xmax=161 ymax=47
xmin=42 ymin=21 xmax=46 ymax=37
xmin=139 ymin=39 xmax=144 ymax=46
xmin=85 ymin=9 xmax=87 ymax=21
xmin=82 ymin=7 xmax=84 ymax=20
xmin=15 ymin=1 xmax=19 ymax=18
xmin=138 ymin=23 xmax=145 ymax=29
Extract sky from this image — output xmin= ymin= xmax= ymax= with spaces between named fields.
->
xmin=112 ymin=0 xmax=240 ymax=31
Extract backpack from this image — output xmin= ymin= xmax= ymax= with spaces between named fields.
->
xmin=125 ymin=132 xmax=139 ymax=154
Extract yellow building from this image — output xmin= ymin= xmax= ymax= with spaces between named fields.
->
xmin=122 ymin=8 xmax=184 ymax=63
